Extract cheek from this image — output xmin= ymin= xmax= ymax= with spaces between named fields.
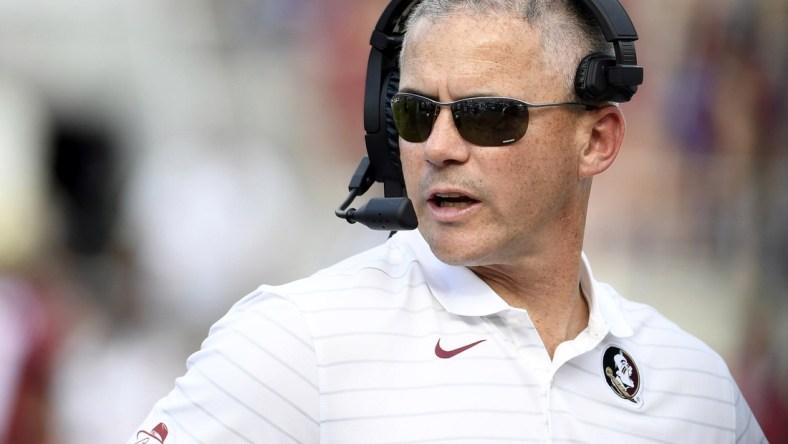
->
xmin=499 ymin=135 xmax=578 ymax=208
xmin=501 ymin=144 xmax=561 ymax=188
xmin=526 ymin=123 xmax=580 ymax=179
xmin=400 ymin=144 xmax=422 ymax=194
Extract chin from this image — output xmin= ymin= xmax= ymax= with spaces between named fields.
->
xmin=422 ymin=230 xmax=492 ymax=267
xmin=432 ymin=249 xmax=472 ymax=266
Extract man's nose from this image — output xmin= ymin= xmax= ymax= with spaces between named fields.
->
xmin=422 ymin=109 xmax=471 ymax=167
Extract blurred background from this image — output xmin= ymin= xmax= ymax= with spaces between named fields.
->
xmin=0 ymin=0 xmax=785 ymax=442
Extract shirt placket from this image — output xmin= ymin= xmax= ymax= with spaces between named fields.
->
xmin=497 ymin=308 xmax=553 ymax=441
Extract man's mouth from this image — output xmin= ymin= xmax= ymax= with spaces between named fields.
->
xmin=430 ymin=192 xmax=479 ymax=208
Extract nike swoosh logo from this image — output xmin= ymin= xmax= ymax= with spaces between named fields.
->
xmin=435 ymin=339 xmax=486 ymax=359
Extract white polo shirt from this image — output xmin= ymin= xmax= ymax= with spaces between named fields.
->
xmin=128 ymin=230 xmax=765 ymax=443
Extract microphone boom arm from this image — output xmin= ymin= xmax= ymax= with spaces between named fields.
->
xmin=335 ymin=157 xmax=418 ymax=231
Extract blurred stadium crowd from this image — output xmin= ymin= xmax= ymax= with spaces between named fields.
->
xmin=0 ymin=0 xmax=785 ymax=442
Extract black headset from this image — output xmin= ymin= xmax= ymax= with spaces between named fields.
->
xmin=336 ymin=0 xmax=643 ymax=231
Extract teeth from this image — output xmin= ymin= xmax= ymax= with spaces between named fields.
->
xmin=433 ymin=192 xmax=474 ymax=208
xmin=440 ymin=200 xmax=471 ymax=208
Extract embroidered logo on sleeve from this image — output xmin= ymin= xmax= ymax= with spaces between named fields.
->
xmin=136 ymin=422 xmax=169 ymax=444
xmin=602 ymin=346 xmax=643 ymax=406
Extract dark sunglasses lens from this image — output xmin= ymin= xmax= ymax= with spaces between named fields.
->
xmin=392 ymin=95 xmax=437 ymax=143
xmin=454 ymin=99 xmax=529 ymax=146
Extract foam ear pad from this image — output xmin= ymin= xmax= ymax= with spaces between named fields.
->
xmin=574 ymin=52 xmax=616 ymax=102
xmin=384 ymin=69 xmax=402 ymax=175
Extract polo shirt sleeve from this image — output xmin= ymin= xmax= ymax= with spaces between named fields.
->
xmin=732 ymin=379 xmax=767 ymax=443
xmin=125 ymin=289 xmax=320 ymax=444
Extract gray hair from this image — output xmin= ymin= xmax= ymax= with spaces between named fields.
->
xmin=400 ymin=0 xmax=613 ymax=101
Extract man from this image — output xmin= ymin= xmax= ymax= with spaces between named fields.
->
xmin=128 ymin=0 xmax=765 ymax=442
xmin=604 ymin=348 xmax=637 ymax=400
xmin=614 ymin=351 xmax=635 ymax=390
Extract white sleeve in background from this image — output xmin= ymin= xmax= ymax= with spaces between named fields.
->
xmin=126 ymin=289 xmax=320 ymax=444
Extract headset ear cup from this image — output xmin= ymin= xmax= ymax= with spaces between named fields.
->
xmin=384 ymin=69 xmax=402 ymax=179
xmin=574 ymin=53 xmax=615 ymax=102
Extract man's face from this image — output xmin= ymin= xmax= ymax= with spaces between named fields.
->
xmin=615 ymin=355 xmax=634 ymax=386
xmin=399 ymin=14 xmax=588 ymax=267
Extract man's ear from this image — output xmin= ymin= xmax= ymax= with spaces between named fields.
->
xmin=578 ymin=105 xmax=625 ymax=178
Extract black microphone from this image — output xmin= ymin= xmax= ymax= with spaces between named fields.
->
xmin=345 ymin=197 xmax=418 ymax=231
xmin=335 ymin=157 xmax=418 ymax=231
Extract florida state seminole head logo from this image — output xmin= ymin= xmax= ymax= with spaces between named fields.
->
xmin=602 ymin=346 xmax=642 ymax=404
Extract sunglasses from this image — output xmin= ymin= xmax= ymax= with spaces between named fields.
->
xmin=391 ymin=92 xmax=597 ymax=147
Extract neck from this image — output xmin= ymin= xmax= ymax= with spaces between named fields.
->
xmin=471 ymin=253 xmax=588 ymax=359
xmin=470 ymin=192 xmax=591 ymax=359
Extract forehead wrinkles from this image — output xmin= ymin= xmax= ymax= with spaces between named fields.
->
xmin=400 ymin=15 xmax=546 ymax=94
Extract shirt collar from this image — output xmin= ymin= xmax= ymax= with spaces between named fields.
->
xmin=580 ymin=252 xmax=634 ymax=338
xmin=395 ymin=230 xmax=634 ymax=337
xmin=395 ymin=230 xmax=510 ymax=316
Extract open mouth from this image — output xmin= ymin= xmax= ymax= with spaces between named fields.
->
xmin=430 ymin=192 xmax=479 ymax=208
